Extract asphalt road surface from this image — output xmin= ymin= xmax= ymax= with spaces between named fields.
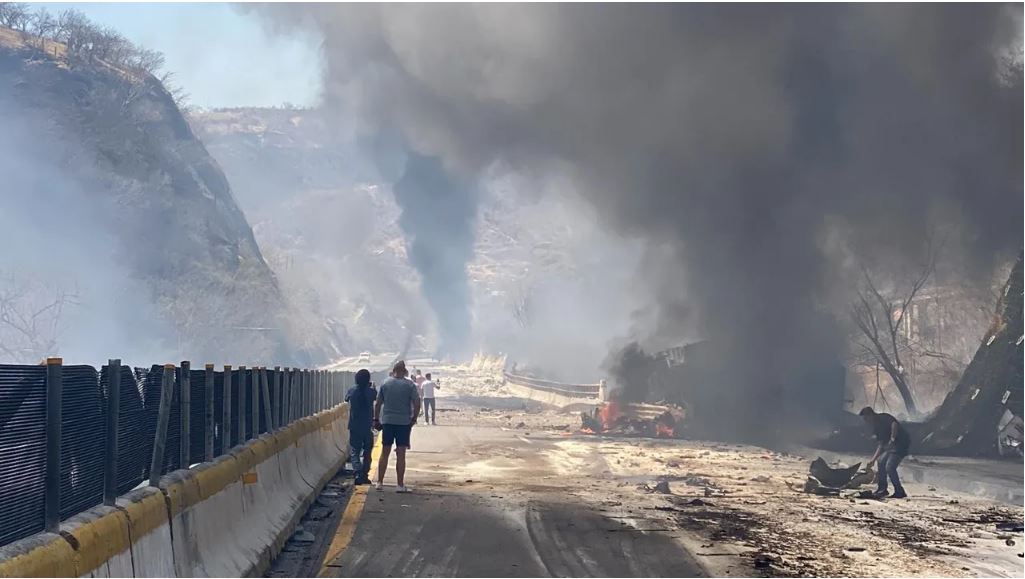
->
xmin=319 ymin=425 xmax=705 ymax=577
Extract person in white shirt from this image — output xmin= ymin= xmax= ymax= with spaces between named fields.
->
xmin=420 ymin=373 xmax=440 ymax=425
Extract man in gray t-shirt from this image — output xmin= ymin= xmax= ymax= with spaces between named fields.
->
xmin=373 ymin=361 xmax=421 ymax=492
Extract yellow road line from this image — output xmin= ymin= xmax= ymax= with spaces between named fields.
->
xmin=318 ymin=434 xmax=382 ymax=576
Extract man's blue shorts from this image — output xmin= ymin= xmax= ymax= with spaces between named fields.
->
xmin=381 ymin=423 xmax=412 ymax=448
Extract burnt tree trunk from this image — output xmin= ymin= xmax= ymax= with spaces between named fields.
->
xmin=918 ymin=253 xmax=1023 ymax=456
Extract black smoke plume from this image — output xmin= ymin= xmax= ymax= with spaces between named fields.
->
xmin=393 ymin=152 xmax=475 ymax=358
xmin=259 ymin=4 xmax=1023 ymax=438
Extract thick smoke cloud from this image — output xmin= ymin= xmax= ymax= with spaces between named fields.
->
xmin=260 ymin=4 xmax=1022 ymax=436
xmin=393 ymin=152 xmax=476 ymax=358
xmin=0 ymin=103 xmax=177 ymax=366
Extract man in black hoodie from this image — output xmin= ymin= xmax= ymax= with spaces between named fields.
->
xmin=860 ymin=406 xmax=911 ymax=499
xmin=345 ymin=369 xmax=377 ymax=485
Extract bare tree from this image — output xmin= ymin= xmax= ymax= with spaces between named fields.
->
xmin=0 ymin=274 xmax=78 ymax=363
xmin=0 ymin=2 xmax=30 ymax=32
xmin=28 ymin=7 xmax=56 ymax=41
xmin=849 ymin=249 xmax=939 ymax=417
xmin=159 ymin=70 xmax=190 ymax=111
xmin=132 ymin=47 xmax=165 ymax=75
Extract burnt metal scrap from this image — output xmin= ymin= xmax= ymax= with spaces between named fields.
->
xmin=800 ymin=457 xmax=874 ymax=496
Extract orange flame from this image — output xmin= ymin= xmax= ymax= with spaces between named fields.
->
xmin=599 ymin=400 xmax=621 ymax=430
xmin=655 ymin=422 xmax=675 ymax=438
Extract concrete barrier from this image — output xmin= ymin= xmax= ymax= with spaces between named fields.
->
xmin=62 ymin=505 xmax=134 ymax=578
xmin=0 ymin=533 xmax=76 ymax=578
xmin=119 ymin=488 xmax=174 ymax=578
xmin=0 ymin=486 xmax=174 ymax=579
xmin=0 ymin=403 xmax=351 ymax=578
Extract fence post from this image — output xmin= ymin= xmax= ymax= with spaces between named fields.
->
xmin=103 ymin=359 xmax=121 ymax=506
xmin=238 ymin=365 xmax=247 ymax=442
xmin=149 ymin=364 xmax=175 ymax=487
xmin=251 ymin=367 xmax=260 ymax=435
xmin=289 ymin=367 xmax=297 ymax=421
xmin=299 ymin=368 xmax=305 ymax=418
xmin=180 ymin=360 xmax=191 ymax=469
xmin=315 ymin=370 xmax=321 ymax=412
xmin=282 ymin=368 xmax=291 ymax=424
xmin=261 ymin=367 xmax=273 ymax=431
xmin=204 ymin=364 xmax=215 ymax=461
xmin=44 ymin=357 xmax=63 ymax=532
xmin=272 ymin=366 xmax=281 ymax=429
xmin=222 ymin=365 xmax=232 ymax=450
xmin=299 ymin=369 xmax=305 ymax=417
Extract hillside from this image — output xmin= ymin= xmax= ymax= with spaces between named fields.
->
xmin=0 ymin=27 xmax=298 ymax=364
xmin=189 ymin=107 xmax=645 ymax=376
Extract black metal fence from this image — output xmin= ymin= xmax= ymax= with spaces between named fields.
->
xmin=0 ymin=359 xmax=354 ymax=548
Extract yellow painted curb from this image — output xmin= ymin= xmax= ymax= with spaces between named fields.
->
xmin=192 ymin=456 xmax=240 ymax=502
xmin=64 ymin=508 xmax=131 ymax=576
xmin=0 ymin=535 xmax=76 ymax=578
xmin=317 ymin=434 xmax=382 ymax=577
xmin=120 ymin=489 xmax=169 ymax=541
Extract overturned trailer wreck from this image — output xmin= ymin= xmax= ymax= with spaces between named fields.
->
xmin=917 ymin=254 xmax=1023 ymax=457
xmin=602 ymin=341 xmax=847 ymax=441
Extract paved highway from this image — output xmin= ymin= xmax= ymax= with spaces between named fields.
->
xmin=318 ymin=424 xmax=705 ymax=577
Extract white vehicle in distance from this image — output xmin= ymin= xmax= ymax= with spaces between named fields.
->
xmin=356 ymin=351 xmax=371 ymax=363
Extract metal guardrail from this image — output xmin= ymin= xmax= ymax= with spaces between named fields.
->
xmin=503 ymin=372 xmax=602 ymax=399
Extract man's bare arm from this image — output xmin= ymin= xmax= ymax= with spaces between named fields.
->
xmin=374 ymin=399 xmax=383 ymax=422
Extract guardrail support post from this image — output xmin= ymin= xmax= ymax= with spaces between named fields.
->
xmin=45 ymin=357 xmax=63 ymax=532
xmin=251 ymin=367 xmax=260 ymax=435
xmin=303 ymin=369 xmax=310 ymax=417
xmin=103 ymin=359 xmax=121 ymax=506
xmin=238 ymin=366 xmax=247 ymax=442
xmin=149 ymin=364 xmax=175 ymax=487
xmin=272 ymin=366 xmax=281 ymax=429
xmin=261 ymin=367 xmax=273 ymax=433
xmin=204 ymin=364 xmax=215 ymax=461
xmin=282 ymin=368 xmax=291 ymax=424
xmin=222 ymin=365 xmax=232 ymax=450
xmin=180 ymin=360 xmax=191 ymax=469
xmin=299 ymin=368 xmax=305 ymax=418
xmin=298 ymin=369 xmax=304 ymax=417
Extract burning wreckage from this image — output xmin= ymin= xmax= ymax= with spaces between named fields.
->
xmin=580 ymin=400 xmax=686 ymax=438
xmin=589 ymin=255 xmax=1023 ymax=456
xmin=587 ymin=339 xmax=846 ymax=441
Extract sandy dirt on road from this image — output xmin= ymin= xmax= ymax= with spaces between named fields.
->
xmin=560 ymin=437 xmax=1022 ymax=577
xmin=417 ymin=361 xmax=1025 ymax=578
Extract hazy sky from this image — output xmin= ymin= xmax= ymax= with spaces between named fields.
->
xmin=39 ymin=3 xmax=324 ymax=108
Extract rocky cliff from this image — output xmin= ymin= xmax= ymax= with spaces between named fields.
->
xmin=0 ymin=27 xmax=295 ymax=364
